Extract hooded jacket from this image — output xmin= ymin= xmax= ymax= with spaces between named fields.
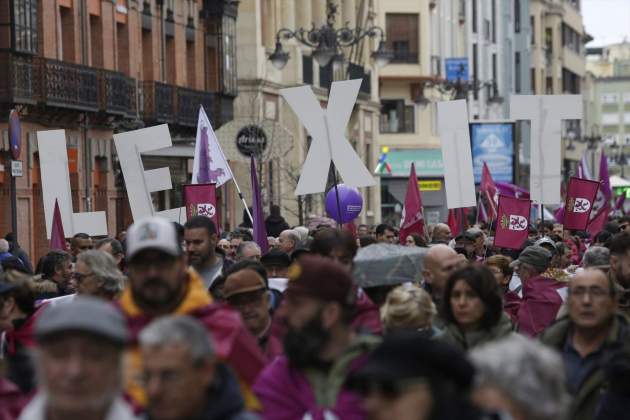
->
xmin=439 ymin=312 xmax=515 ymax=351
xmin=540 ymin=314 xmax=630 ymax=420
xmin=253 ymin=334 xmax=381 ymax=420
xmin=117 ymin=269 xmax=266 ymax=411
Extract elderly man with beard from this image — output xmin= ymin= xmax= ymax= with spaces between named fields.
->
xmin=19 ymin=296 xmax=137 ymax=420
xmin=184 ymin=216 xmax=226 ymax=290
xmin=253 ymin=255 xmax=380 ymax=419
xmin=117 ymin=217 xmax=265 ymax=410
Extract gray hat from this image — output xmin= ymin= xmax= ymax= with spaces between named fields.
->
xmin=36 ymin=296 xmax=128 ymax=344
xmin=534 ymin=237 xmax=557 ymax=255
xmin=512 ymin=246 xmax=552 ymax=271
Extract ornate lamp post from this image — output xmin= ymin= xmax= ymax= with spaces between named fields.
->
xmin=268 ymin=0 xmax=393 ymax=70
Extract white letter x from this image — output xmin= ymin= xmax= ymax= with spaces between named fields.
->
xmin=281 ymin=79 xmax=375 ymax=196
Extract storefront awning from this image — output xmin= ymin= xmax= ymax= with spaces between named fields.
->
xmin=387 ymin=149 xmax=444 ymax=177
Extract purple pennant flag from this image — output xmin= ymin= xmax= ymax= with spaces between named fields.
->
xmin=250 ymin=157 xmax=269 ymax=254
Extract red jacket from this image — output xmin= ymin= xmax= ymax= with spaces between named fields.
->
xmin=117 ymin=269 xmax=266 ymax=410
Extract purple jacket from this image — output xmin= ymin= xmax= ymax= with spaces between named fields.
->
xmin=253 ymin=336 xmax=380 ymax=420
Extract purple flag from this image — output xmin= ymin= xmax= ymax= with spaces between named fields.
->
xmin=197 ymin=127 xmax=211 ymax=183
xmin=250 ymin=157 xmax=269 ymax=254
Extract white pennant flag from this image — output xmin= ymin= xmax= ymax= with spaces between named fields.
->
xmin=192 ymin=107 xmax=233 ymax=187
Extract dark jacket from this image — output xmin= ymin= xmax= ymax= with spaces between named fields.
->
xmin=264 ymin=215 xmax=289 ymax=238
xmin=540 ymin=314 xmax=630 ymax=420
xmin=439 ymin=313 xmax=515 ymax=351
xmin=9 ymin=246 xmax=33 ymax=274
xmin=147 ymin=363 xmax=258 ymax=420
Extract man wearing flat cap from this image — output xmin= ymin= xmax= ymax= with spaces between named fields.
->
xmin=506 ymin=245 xmax=567 ymax=337
xmin=223 ymin=268 xmax=282 ymax=359
xmin=253 ymin=255 xmax=380 ymax=420
xmin=19 ymin=296 xmax=137 ymax=420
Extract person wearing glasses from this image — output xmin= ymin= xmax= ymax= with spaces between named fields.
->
xmin=540 ymin=268 xmax=630 ymax=420
xmin=73 ymin=250 xmax=125 ymax=301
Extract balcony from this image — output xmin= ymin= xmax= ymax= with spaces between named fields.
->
xmin=100 ymin=70 xmax=137 ymax=117
xmin=140 ymin=81 xmax=215 ymax=127
xmin=0 ymin=53 xmax=136 ymax=117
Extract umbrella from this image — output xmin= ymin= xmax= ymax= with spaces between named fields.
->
xmin=353 ymin=243 xmax=428 ymax=288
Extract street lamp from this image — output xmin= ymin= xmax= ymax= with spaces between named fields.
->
xmin=268 ymin=0 xmax=392 ymax=70
xmin=412 ymin=79 xmax=502 ymax=111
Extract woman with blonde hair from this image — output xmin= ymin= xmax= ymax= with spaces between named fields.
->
xmin=380 ymin=284 xmax=440 ymax=337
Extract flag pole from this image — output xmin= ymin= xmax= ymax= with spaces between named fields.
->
xmin=231 ymin=177 xmax=254 ymax=225
xmin=323 ymin=114 xmax=343 ymax=230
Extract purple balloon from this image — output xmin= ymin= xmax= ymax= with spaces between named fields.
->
xmin=325 ymin=184 xmax=363 ymax=224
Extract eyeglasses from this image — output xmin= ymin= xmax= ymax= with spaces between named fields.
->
xmin=569 ymin=286 xmax=611 ymax=299
xmin=620 ymin=224 xmax=629 ymax=230
xmin=72 ymin=272 xmax=93 ymax=283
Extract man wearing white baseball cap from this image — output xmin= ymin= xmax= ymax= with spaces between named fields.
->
xmin=118 ymin=217 xmax=266 ymax=409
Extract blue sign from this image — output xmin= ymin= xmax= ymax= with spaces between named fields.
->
xmin=445 ymin=58 xmax=469 ymax=82
xmin=471 ymin=123 xmax=514 ymax=184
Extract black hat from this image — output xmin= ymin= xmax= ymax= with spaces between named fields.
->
xmin=348 ymin=331 xmax=474 ymax=391
xmin=261 ymin=248 xmax=291 ymax=267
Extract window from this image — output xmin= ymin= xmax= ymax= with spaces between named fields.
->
xmin=117 ymin=23 xmax=129 ymax=75
xmin=531 ymin=68 xmax=536 ymax=92
xmin=562 ymin=68 xmax=580 ymax=94
xmin=492 ymin=53 xmax=497 ymax=83
xmin=302 ymin=55 xmax=313 ymax=85
xmin=90 ymin=16 xmax=103 ymax=68
xmin=624 ymin=93 xmax=630 ymax=103
xmin=142 ymin=29 xmax=153 ymax=80
xmin=472 ymin=43 xmax=478 ymax=100
xmin=380 ymin=100 xmax=414 ymax=134
xmin=601 ymin=94 xmax=619 ymax=104
xmin=207 ymin=15 xmax=238 ymax=95
xmin=514 ymin=0 xmax=521 ymax=33
xmin=60 ymin=5 xmax=76 ymax=62
xmin=530 ymin=16 xmax=535 ymax=44
xmin=515 ymin=52 xmax=521 ymax=93
xmin=483 ymin=19 xmax=490 ymax=41
xmin=386 ymin=14 xmax=419 ymax=63
xmin=562 ymin=23 xmax=581 ymax=55
xmin=472 ymin=0 xmax=477 ymax=33
xmin=186 ymin=40 xmax=196 ymax=88
xmin=624 ymin=113 xmax=630 ymax=124
xmin=602 ymin=113 xmax=620 ymax=126
xmin=12 ymin=0 xmax=38 ymax=53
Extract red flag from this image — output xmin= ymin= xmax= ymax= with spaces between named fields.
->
xmin=563 ymin=177 xmax=600 ymax=230
xmin=587 ymin=205 xmax=609 ymax=238
xmin=183 ymin=183 xmax=220 ymax=233
xmin=494 ymin=195 xmax=531 ymax=250
xmin=399 ymin=163 xmax=425 ymax=244
xmin=480 ymin=162 xmax=498 ymax=220
xmin=50 ymin=199 xmax=68 ymax=251
xmin=448 ymin=208 xmax=469 ymax=237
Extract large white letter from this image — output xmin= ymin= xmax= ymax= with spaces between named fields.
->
xmin=280 ymin=79 xmax=375 ymax=195
xmin=511 ymin=95 xmax=582 ymax=205
xmin=436 ymin=100 xmax=477 ymax=209
xmin=113 ymin=125 xmax=186 ymax=223
xmin=37 ymin=130 xmax=108 ymax=239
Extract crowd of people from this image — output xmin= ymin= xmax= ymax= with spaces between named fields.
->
xmin=0 ymin=209 xmax=629 ymax=420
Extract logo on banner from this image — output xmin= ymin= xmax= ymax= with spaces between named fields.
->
xmin=189 ymin=203 xmax=216 ymax=218
xmin=567 ymin=197 xmax=591 ymax=214
xmin=501 ymin=214 xmax=527 ymax=231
